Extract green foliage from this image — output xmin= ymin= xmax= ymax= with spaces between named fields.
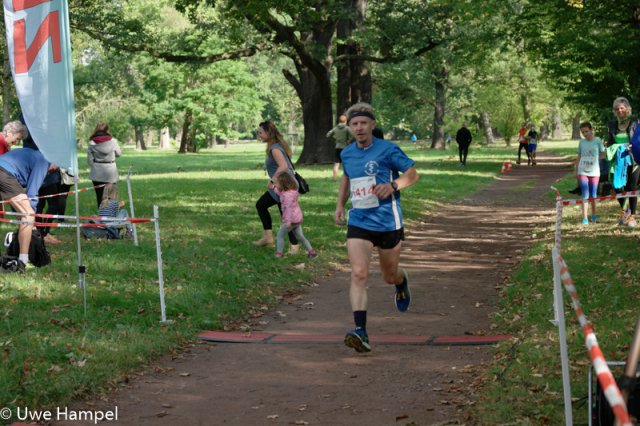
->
xmin=505 ymin=0 xmax=640 ymax=112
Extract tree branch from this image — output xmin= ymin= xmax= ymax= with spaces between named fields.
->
xmin=282 ymin=68 xmax=302 ymax=99
xmin=334 ymin=41 xmax=439 ymax=64
xmin=73 ymin=24 xmax=270 ymax=64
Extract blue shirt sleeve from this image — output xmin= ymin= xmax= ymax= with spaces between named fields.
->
xmin=387 ymin=144 xmax=415 ymax=173
xmin=26 ymin=156 xmax=50 ymax=211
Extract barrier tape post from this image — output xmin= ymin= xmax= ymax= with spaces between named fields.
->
xmin=126 ymin=167 xmax=139 ymax=246
xmin=552 ymin=247 xmax=573 ymax=425
xmin=153 ymin=205 xmax=169 ymax=324
xmin=72 ymin=176 xmax=87 ymax=316
xmin=557 ymin=254 xmax=633 ymax=426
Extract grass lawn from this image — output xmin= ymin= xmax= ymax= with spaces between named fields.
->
xmin=0 ymin=139 xmax=523 ymax=421
xmin=476 ymin=141 xmax=640 ymax=424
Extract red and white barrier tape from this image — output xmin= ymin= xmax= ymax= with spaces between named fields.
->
xmin=556 ymin=254 xmax=632 ymax=425
xmin=0 ymin=210 xmax=153 ymax=223
xmin=0 ymin=183 xmax=107 ymax=205
xmin=0 ymin=216 xmax=152 ymax=228
xmin=562 ymin=189 xmax=640 ymax=206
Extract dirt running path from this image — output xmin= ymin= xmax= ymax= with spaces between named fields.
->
xmin=56 ymin=151 xmax=571 ymax=426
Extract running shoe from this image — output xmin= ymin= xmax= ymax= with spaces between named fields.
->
xmin=344 ymin=327 xmax=371 ymax=353
xmin=582 ymin=218 xmax=589 ymax=225
xmin=619 ymin=208 xmax=631 ymax=225
xmin=628 ymin=215 xmax=637 ymax=228
xmin=591 ymin=215 xmax=598 ymax=223
xmin=394 ymin=269 xmax=411 ymax=312
xmin=308 ymin=249 xmax=318 ymax=259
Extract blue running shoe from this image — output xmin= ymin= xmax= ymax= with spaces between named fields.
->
xmin=344 ymin=327 xmax=371 ymax=353
xmin=591 ymin=215 xmax=598 ymax=223
xmin=395 ymin=269 xmax=411 ymax=312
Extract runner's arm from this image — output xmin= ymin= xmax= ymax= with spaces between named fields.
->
xmin=334 ymin=174 xmax=350 ymax=225
xmin=373 ymin=166 xmax=420 ymax=199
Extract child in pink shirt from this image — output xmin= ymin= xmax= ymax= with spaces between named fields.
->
xmin=270 ymin=172 xmax=317 ymax=259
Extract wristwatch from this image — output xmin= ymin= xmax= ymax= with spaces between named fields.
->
xmin=390 ymin=181 xmax=399 ymax=191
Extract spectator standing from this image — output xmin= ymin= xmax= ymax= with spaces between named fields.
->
xmin=87 ymin=123 xmax=121 ymax=208
xmin=605 ymin=97 xmax=638 ymax=227
xmin=455 ymin=123 xmax=472 ymax=166
xmin=575 ymin=122 xmax=604 ymax=225
xmin=327 ymin=115 xmax=354 ymax=181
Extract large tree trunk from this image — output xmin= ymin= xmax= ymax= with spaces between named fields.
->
xmin=135 ymin=126 xmax=145 ymax=150
xmin=336 ymin=2 xmax=354 ymax=119
xmin=520 ymin=93 xmax=531 ymax=125
xmin=430 ymin=66 xmax=447 ymax=149
xmin=159 ymin=126 xmax=171 ymax=149
xmin=178 ymin=111 xmax=193 ymax=154
xmin=144 ymin=129 xmax=152 ymax=149
xmin=336 ymin=0 xmax=370 ymax=120
xmin=540 ymin=122 xmax=549 ymax=141
xmin=552 ymin=104 xmax=563 ymax=139
xmin=288 ymin=64 xmax=334 ymax=164
xmin=480 ymin=111 xmax=495 ymax=145
xmin=571 ymin=114 xmax=581 ymax=140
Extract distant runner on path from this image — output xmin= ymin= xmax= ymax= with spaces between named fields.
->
xmin=334 ymin=102 xmax=420 ymax=353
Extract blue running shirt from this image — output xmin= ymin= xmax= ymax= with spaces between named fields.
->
xmin=341 ymin=137 xmax=415 ymax=231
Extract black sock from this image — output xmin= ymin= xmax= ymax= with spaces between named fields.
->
xmin=395 ymin=274 xmax=407 ymax=289
xmin=354 ymin=311 xmax=367 ymax=330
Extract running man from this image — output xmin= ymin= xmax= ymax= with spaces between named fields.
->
xmin=334 ymin=102 xmax=420 ymax=353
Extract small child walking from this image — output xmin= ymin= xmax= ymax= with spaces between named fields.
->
xmin=575 ymin=121 xmax=604 ymax=225
xmin=270 ymin=172 xmax=317 ymax=259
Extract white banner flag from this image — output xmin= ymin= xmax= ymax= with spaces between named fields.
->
xmin=3 ymin=0 xmax=77 ymax=175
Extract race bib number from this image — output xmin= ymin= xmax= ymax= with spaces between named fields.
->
xmin=350 ymin=176 xmax=379 ymax=209
xmin=579 ymin=158 xmax=595 ymax=173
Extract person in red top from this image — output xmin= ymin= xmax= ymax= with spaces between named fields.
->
xmin=0 ymin=121 xmax=29 ymax=154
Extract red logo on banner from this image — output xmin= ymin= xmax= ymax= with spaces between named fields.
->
xmin=13 ymin=0 xmax=51 ymax=11
xmin=12 ymin=10 xmax=61 ymax=74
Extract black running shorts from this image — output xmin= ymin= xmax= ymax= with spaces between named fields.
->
xmin=346 ymin=225 xmax=404 ymax=249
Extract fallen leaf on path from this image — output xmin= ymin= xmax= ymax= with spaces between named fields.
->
xmin=156 ymin=411 xmax=168 ymax=417
xmin=179 ymin=372 xmax=191 ymax=377
xmin=395 ymin=414 xmax=409 ymax=421
xmin=267 ymin=414 xmax=279 ymax=419
xmin=293 ymin=421 xmax=309 ymax=425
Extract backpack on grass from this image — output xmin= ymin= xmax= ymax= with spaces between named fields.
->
xmin=4 ymin=228 xmax=51 ymax=267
